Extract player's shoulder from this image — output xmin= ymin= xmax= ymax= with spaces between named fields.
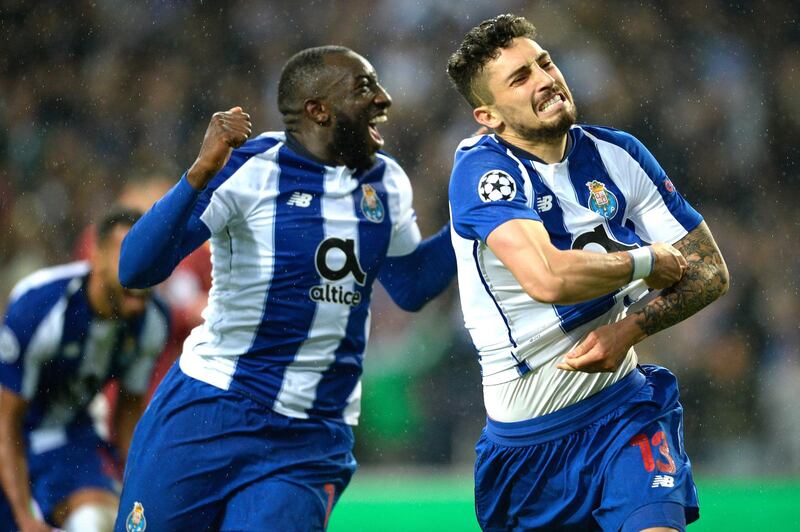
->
xmin=576 ymin=124 xmax=647 ymax=154
xmin=236 ymin=131 xmax=285 ymax=156
xmin=9 ymin=261 xmax=88 ymax=307
xmin=455 ymin=134 xmax=508 ymax=159
xmin=451 ymin=134 xmax=521 ymax=185
xmin=376 ymin=151 xmax=412 ymax=189
xmin=206 ymin=132 xmax=286 ymax=194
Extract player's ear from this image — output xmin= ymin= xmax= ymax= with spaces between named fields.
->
xmin=474 ymin=106 xmax=501 ymax=130
xmin=304 ymin=99 xmax=330 ymax=126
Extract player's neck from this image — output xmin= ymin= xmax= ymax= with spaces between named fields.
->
xmin=286 ymin=129 xmax=341 ymax=167
xmin=499 ymin=132 xmax=569 ymax=164
xmin=87 ymin=272 xmax=115 ymax=319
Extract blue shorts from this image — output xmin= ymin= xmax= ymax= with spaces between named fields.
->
xmin=475 ymin=365 xmax=699 ymax=531
xmin=0 ymin=423 xmax=118 ymax=528
xmin=114 ymin=364 xmax=356 ymax=532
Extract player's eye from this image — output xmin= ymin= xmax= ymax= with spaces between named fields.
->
xmin=512 ymin=74 xmax=528 ymax=86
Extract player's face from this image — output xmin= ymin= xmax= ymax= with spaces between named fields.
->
xmin=97 ymin=225 xmax=151 ymax=319
xmin=480 ymin=37 xmax=577 ymax=143
xmin=325 ymin=52 xmax=392 ymax=170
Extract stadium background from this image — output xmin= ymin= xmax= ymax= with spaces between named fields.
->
xmin=0 ymin=0 xmax=797 ymax=529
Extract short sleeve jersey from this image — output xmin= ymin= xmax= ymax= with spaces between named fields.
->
xmin=449 ymin=126 xmax=702 ymax=387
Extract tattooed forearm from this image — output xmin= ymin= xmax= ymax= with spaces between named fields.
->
xmin=633 ymin=222 xmax=730 ymax=337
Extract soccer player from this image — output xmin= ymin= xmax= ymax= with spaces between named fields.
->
xmin=446 ymin=14 xmax=729 ymax=532
xmin=113 ymin=46 xmax=456 ymax=531
xmin=0 ymin=208 xmax=169 ymax=532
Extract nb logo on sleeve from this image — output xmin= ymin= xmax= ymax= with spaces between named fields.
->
xmin=287 ymin=192 xmax=313 ymax=208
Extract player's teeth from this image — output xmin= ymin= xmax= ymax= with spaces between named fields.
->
xmin=541 ymin=96 xmax=560 ymax=111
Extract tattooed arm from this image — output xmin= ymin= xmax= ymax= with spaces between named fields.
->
xmin=631 ymin=221 xmax=729 ymax=336
xmin=557 ymin=221 xmax=730 ymax=372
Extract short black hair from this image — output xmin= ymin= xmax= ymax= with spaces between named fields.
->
xmin=96 ymin=206 xmax=142 ymax=244
xmin=277 ymin=45 xmax=352 ymax=116
xmin=447 ymin=14 xmax=537 ymax=108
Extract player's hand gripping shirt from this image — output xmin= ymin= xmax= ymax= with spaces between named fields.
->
xmin=124 ymin=133 xmax=423 ymax=425
xmin=0 ymin=262 xmax=168 ymax=453
xmin=449 ymin=126 xmax=703 ymax=417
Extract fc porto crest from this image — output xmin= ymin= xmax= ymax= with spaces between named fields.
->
xmin=360 ymin=184 xmax=384 ymax=223
xmin=586 ymin=180 xmax=618 ymax=219
xmin=126 ymin=501 xmax=147 ymax=532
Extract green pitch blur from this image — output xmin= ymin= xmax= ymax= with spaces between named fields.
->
xmin=329 ymin=473 xmax=800 ymax=531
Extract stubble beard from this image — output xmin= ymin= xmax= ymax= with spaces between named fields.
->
xmin=331 ymin=113 xmax=374 ymax=171
xmin=515 ymin=101 xmax=578 ymax=144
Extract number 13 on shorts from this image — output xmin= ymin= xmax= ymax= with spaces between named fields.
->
xmin=630 ymin=431 xmax=677 ymax=474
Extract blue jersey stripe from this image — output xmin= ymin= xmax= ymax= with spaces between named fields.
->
xmin=581 ymin=126 xmax=702 ymax=232
xmin=565 ymin=131 xmax=628 ymax=234
xmin=231 ymin=146 xmax=327 ymax=408
xmin=523 ymin=160 xmax=572 ymax=250
xmin=552 ymin=294 xmax=618 ymax=334
xmin=310 ymin=163 xmax=393 ymax=417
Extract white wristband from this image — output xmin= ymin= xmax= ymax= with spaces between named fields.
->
xmin=627 ymin=247 xmax=654 ymax=281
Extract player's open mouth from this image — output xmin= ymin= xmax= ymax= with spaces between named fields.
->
xmin=368 ymin=113 xmax=387 ymax=146
xmin=538 ymin=93 xmax=566 ymax=113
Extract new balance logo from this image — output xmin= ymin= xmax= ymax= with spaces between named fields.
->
xmin=287 ymin=192 xmax=313 ymax=207
xmin=536 ymin=195 xmax=553 ymax=212
xmin=651 ymin=475 xmax=675 ymax=488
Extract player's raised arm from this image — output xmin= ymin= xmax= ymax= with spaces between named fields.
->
xmin=119 ymin=108 xmax=251 ymax=288
xmin=486 ymin=218 xmax=687 ymax=305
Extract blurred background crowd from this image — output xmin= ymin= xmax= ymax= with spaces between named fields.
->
xmin=1 ymin=0 xmax=798 ymax=476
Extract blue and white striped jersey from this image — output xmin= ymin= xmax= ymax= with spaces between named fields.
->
xmin=0 ymin=262 xmax=169 ymax=450
xmin=449 ymin=126 xmax=703 ymax=417
xmin=174 ymin=132 xmax=421 ymax=425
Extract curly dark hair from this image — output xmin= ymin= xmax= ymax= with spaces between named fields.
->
xmin=446 ymin=14 xmax=537 ymax=108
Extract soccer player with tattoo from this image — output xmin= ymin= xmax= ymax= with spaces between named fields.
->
xmin=447 ymin=14 xmax=729 ymax=531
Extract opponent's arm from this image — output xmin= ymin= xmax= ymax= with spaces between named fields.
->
xmin=559 ymin=222 xmax=729 ymax=372
xmin=487 ymin=219 xmax=687 ymax=305
xmin=378 ymin=223 xmax=456 ymax=312
xmin=0 ymin=388 xmax=51 ymax=532
xmin=119 ymin=107 xmax=251 ymax=288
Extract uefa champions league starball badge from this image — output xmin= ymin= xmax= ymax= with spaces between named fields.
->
xmin=478 ymin=170 xmax=516 ymax=202
xmin=125 ymin=501 xmax=147 ymax=532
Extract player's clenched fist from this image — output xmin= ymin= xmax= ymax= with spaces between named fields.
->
xmin=644 ymin=242 xmax=687 ymax=289
xmin=187 ymin=107 xmax=252 ymax=189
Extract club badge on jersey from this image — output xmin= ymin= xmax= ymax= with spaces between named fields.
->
xmin=586 ymin=180 xmax=618 ymax=218
xmin=478 ymin=170 xmax=516 ymax=202
xmin=125 ymin=501 xmax=147 ymax=532
xmin=360 ymin=184 xmax=385 ymax=223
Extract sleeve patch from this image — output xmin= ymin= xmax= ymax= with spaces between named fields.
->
xmin=478 ymin=170 xmax=517 ymax=203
